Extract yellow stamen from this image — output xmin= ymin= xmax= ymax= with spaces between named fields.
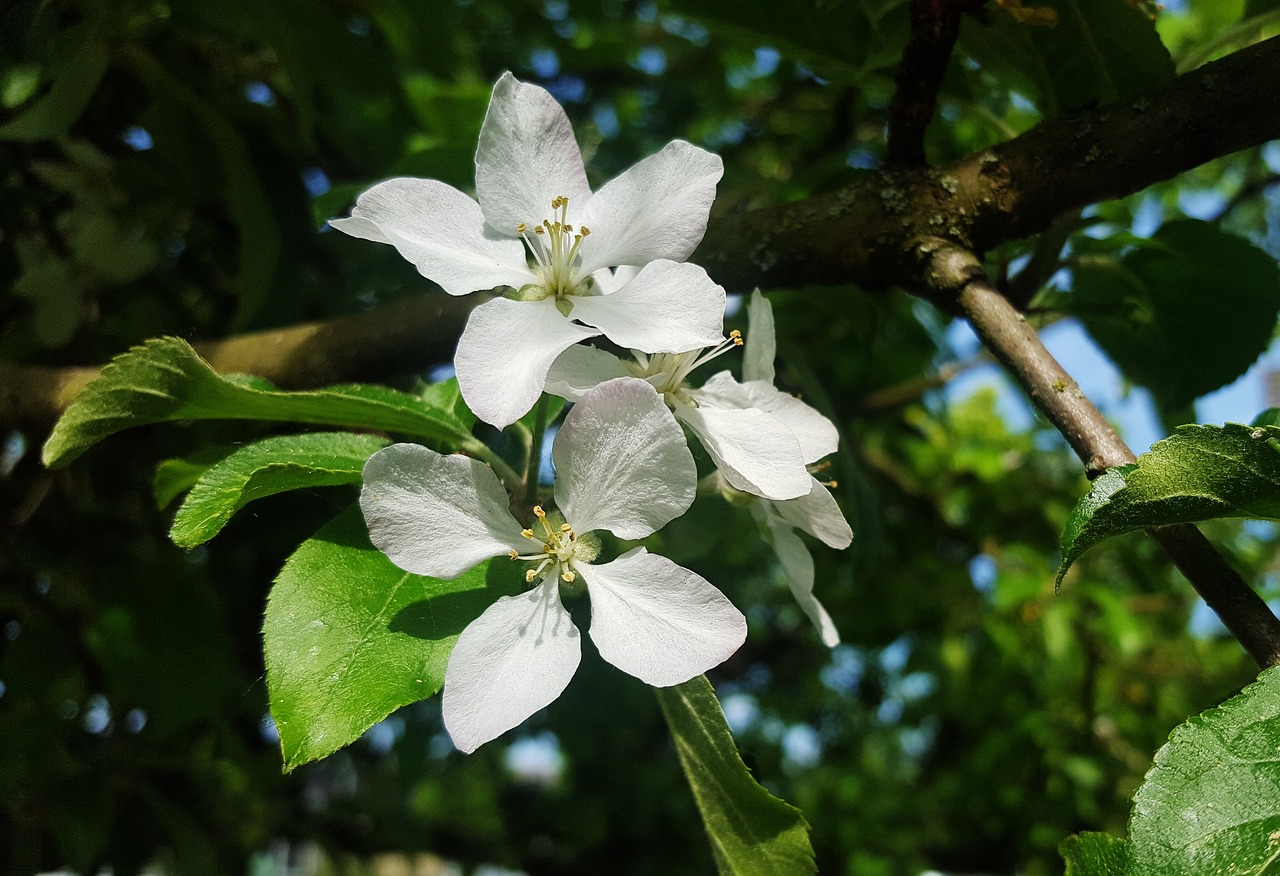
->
xmin=533 ymin=506 xmax=546 ymax=518
xmin=525 ymin=569 xmax=537 ymax=583
xmin=561 ymin=570 xmax=576 ymax=582
xmin=508 ymin=549 xmax=519 ymax=559
xmin=521 ymin=528 xmax=534 ymax=539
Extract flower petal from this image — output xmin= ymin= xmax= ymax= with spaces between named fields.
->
xmin=360 ymin=443 xmax=524 ymax=579
xmin=580 ymin=547 xmax=746 ymax=686
xmin=442 ymin=581 xmax=581 ymax=753
xmin=676 ymin=401 xmax=810 ymax=500
xmin=775 ymin=477 xmax=853 ymax=549
xmin=475 ymin=72 xmax=592 ymax=236
xmin=544 ymin=344 xmax=632 ymax=402
xmin=743 ymin=289 xmax=776 ymax=384
xmin=698 ymin=371 xmax=839 ymax=463
xmin=456 ymin=297 xmax=601 ymax=429
xmin=576 ymin=140 xmax=723 ymax=274
xmin=554 ymin=377 xmax=696 ymax=538
xmin=754 ymin=506 xmax=840 ymax=647
xmin=568 ymin=260 xmax=726 ymax=353
xmin=330 ymin=178 xmax=533 ymax=295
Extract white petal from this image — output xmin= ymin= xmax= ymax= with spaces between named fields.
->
xmin=775 ymin=477 xmax=854 ymax=549
xmin=360 ymin=444 xmax=524 ymax=579
xmin=576 ymin=140 xmax=723 ymax=274
xmin=442 ymin=581 xmax=581 ymax=753
xmin=554 ymin=377 xmax=695 ymax=538
xmin=755 ymin=506 xmax=840 ymax=647
xmin=698 ymin=371 xmax=839 ymax=464
xmin=455 ymin=297 xmax=601 ymax=429
xmin=743 ymin=289 xmax=776 ymax=384
xmin=676 ymin=401 xmax=810 ymax=500
xmin=568 ymin=260 xmax=726 ymax=353
xmin=580 ymin=548 xmax=746 ymax=686
xmin=330 ymin=178 xmax=533 ymax=296
xmin=475 ymin=72 xmax=592 ymax=236
xmin=544 ymin=344 xmax=631 ymax=402
xmin=589 ymin=264 xmax=640 ymax=295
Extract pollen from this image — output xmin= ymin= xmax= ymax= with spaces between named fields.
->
xmin=515 ymin=195 xmax=592 ymax=300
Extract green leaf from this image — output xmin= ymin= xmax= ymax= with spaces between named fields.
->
xmin=1061 ymin=669 xmax=1280 ymax=874
xmin=1072 ymin=221 xmax=1280 ymax=412
xmin=959 ymin=0 xmax=1175 ymax=114
xmin=0 ymin=28 xmax=109 ymax=142
xmin=1060 ymin=832 xmax=1130 ymax=875
xmin=153 ymin=447 xmax=237 ymax=509
xmin=1058 ymin=424 xmax=1280 ymax=582
xmin=264 ymin=506 xmax=519 ymax=770
xmin=170 ymin=432 xmax=390 ymax=547
xmin=655 ymin=676 xmax=815 ymax=875
xmin=1129 ymin=666 xmax=1280 ymax=873
xmin=42 ymin=337 xmax=474 ymax=469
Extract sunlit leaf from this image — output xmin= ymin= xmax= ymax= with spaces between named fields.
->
xmin=1061 ymin=667 xmax=1280 ymax=874
xmin=43 ymin=337 xmax=474 ymax=468
xmin=1059 ymin=424 xmax=1280 ymax=582
xmin=264 ymin=506 xmax=519 ymax=770
xmin=170 ymin=432 xmax=389 ymax=547
xmin=656 ymin=676 xmax=816 ymax=875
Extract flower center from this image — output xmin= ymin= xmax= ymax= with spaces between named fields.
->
xmin=508 ymin=505 xmax=600 ymax=585
xmin=517 ymin=196 xmax=593 ymax=302
xmin=630 ymin=330 xmax=743 ymax=406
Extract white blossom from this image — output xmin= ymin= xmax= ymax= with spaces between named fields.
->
xmin=332 ymin=73 xmax=726 ymax=428
xmin=359 ymin=377 xmax=746 ymax=753
xmin=547 ymin=290 xmax=852 ymax=643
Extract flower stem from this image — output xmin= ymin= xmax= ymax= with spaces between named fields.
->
xmin=462 ymin=438 xmax=523 ymax=496
xmin=524 ymin=395 xmax=550 ymax=500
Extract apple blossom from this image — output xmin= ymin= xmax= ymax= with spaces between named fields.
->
xmin=331 ymin=72 xmax=727 ymax=428
xmin=358 ymin=377 xmax=746 ymax=753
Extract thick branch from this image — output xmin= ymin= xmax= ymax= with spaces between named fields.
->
xmin=886 ymin=0 xmax=981 ymax=167
xmin=697 ymin=36 xmax=1280 ymax=295
xmin=1 ymin=293 xmax=480 ymax=430
xmin=937 ymin=245 xmax=1280 ymax=668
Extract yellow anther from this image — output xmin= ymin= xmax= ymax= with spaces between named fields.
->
xmin=561 ymin=570 xmax=576 ymax=582
xmin=525 ymin=569 xmax=537 ymax=583
xmin=533 ymin=506 xmax=546 ymax=518
xmin=534 ymin=225 xmax=545 ymax=235
xmin=508 ymin=549 xmax=519 ymax=559
xmin=517 ymin=222 xmax=527 ymax=234
xmin=729 ymin=329 xmax=742 ymax=338
xmin=828 ymin=480 xmax=839 ymax=488
xmin=733 ymin=336 xmax=744 ymax=346
xmin=579 ymin=226 xmax=590 ymax=236
xmin=560 ymin=523 xmax=572 ymax=532
xmin=521 ymin=528 xmax=534 ymax=538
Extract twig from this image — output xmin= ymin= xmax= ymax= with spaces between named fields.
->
xmin=931 ymin=243 xmax=1280 ymax=668
xmin=886 ymin=0 xmax=983 ymax=167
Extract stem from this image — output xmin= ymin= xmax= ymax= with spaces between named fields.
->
xmin=933 ymin=244 xmax=1280 ymax=668
xmin=462 ymin=438 xmax=523 ymax=497
xmin=524 ymin=395 xmax=550 ymax=503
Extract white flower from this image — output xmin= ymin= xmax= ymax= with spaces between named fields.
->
xmin=747 ymin=476 xmax=851 ymax=647
xmin=549 ymin=290 xmax=852 ymax=644
xmin=545 ymin=293 xmax=836 ymax=501
xmin=331 ymin=72 xmax=727 ymax=428
xmin=359 ymin=377 xmax=746 ymax=753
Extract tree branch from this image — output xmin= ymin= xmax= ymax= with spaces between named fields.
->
xmin=934 ymin=243 xmax=1280 ymax=668
xmin=886 ymin=0 xmax=982 ymax=167
xmin=697 ymin=35 xmax=1280 ymax=295
xmin=1 ymin=292 xmax=481 ymax=430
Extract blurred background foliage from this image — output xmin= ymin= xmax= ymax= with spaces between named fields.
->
xmin=2 ymin=0 xmax=1280 ymax=873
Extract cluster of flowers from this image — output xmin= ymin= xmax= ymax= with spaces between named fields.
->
xmin=335 ymin=73 xmax=852 ymax=753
